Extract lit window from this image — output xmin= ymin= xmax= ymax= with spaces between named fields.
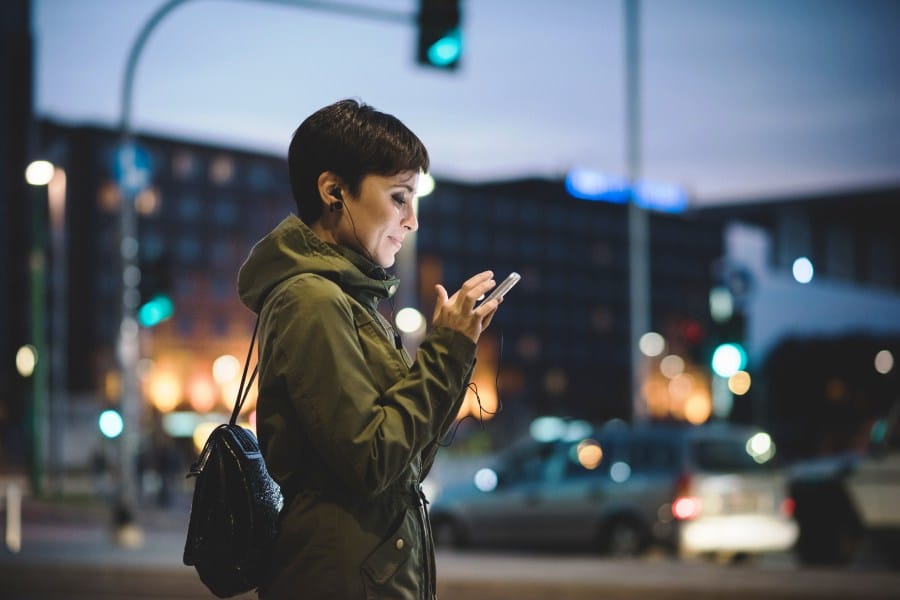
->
xmin=209 ymin=155 xmax=235 ymax=185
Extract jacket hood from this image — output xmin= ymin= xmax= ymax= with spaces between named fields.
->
xmin=238 ymin=214 xmax=399 ymax=314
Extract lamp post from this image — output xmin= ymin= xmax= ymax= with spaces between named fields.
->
xmin=24 ymin=160 xmax=53 ymax=496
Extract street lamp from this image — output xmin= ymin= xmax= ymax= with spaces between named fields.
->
xmin=24 ymin=160 xmax=52 ymax=495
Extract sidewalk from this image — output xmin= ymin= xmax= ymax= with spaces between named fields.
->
xmin=1 ymin=487 xmax=193 ymax=568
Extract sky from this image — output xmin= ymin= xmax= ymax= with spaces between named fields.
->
xmin=31 ymin=0 xmax=900 ymax=206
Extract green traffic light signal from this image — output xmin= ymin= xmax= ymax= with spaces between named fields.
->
xmin=138 ymin=294 xmax=174 ymax=328
xmin=711 ymin=342 xmax=747 ymax=378
xmin=417 ymin=0 xmax=462 ymax=70
xmin=427 ymin=28 xmax=462 ymax=67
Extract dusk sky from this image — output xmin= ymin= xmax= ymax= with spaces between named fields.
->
xmin=32 ymin=0 xmax=900 ymax=206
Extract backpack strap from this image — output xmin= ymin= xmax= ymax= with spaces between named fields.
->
xmin=229 ymin=317 xmax=260 ymax=426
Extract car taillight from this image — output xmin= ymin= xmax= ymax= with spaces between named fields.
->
xmin=672 ymin=496 xmax=702 ymax=520
xmin=672 ymin=473 xmax=702 ymax=520
xmin=779 ymin=496 xmax=796 ymax=518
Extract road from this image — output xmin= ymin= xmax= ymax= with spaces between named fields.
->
xmin=2 ymin=494 xmax=900 ymax=599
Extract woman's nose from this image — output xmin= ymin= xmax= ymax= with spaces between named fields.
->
xmin=402 ymin=203 xmax=419 ymax=232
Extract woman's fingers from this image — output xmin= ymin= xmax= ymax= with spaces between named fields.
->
xmin=456 ymin=271 xmax=495 ymax=312
xmin=432 ymin=272 xmax=505 ymax=343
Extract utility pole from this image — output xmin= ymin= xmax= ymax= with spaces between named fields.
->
xmin=625 ymin=0 xmax=649 ymax=423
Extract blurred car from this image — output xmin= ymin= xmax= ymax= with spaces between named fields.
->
xmin=427 ymin=419 xmax=797 ymax=560
xmin=788 ymin=402 xmax=900 ymax=567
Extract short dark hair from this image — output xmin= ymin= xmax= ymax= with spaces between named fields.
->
xmin=288 ymin=99 xmax=430 ymax=223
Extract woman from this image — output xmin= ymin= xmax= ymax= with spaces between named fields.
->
xmin=237 ymin=99 xmax=502 ymax=599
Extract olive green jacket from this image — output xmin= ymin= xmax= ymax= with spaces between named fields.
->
xmin=237 ymin=215 xmax=475 ymax=599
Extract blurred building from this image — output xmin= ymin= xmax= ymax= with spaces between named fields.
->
xmin=418 ymin=179 xmax=723 ymax=427
xmin=33 ymin=120 xmax=294 ymax=467
xmin=694 ymin=189 xmax=900 ymax=458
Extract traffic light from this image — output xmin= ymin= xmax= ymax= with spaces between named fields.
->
xmin=417 ymin=0 xmax=462 ymax=70
xmin=139 ymin=253 xmax=173 ymax=328
xmin=708 ymin=309 xmax=746 ymax=377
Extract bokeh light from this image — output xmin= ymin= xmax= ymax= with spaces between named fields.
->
xmin=660 ymin=354 xmax=685 ymax=379
xmin=792 ymin=257 xmax=814 ymax=284
xmin=15 ymin=345 xmax=37 ymax=377
xmin=728 ymin=370 xmax=752 ymax=395
xmin=576 ymin=439 xmax=603 ymax=470
xmin=874 ymin=349 xmax=894 ymax=375
xmin=639 ymin=331 xmax=665 ymax=357
xmin=148 ymin=371 xmax=181 ymax=413
xmin=395 ymin=307 xmax=426 ymax=334
xmin=25 ymin=160 xmax=54 ymax=186
xmin=98 ymin=409 xmax=124 ymax=438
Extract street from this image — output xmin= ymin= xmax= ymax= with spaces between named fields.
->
xmin=2 ymin=495 xmax=900 ymax=599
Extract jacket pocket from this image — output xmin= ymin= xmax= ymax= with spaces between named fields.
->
xmin=361 ymin=510 xmax=416 ymax=598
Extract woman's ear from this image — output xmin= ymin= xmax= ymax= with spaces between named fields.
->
xmin=317 ymin=171 xmax=344 ymax=208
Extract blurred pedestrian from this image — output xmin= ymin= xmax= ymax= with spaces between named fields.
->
xmin=237 ymin=98 xmax=504 ymax=599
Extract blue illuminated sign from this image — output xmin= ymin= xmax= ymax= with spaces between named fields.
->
xmin=565 ymin=168 xmax=688 ymax=214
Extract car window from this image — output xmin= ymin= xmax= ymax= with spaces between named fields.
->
xmin=500 ymin=442 xmax=556 ymax=485
xmin=692 ymin=438 xmax=771 ymax=472
xmin=630 ymin=436 xmax=679 ymax=473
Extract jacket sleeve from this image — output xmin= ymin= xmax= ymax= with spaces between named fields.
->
xmin=266 ymin=275 xmax=476 ymax=497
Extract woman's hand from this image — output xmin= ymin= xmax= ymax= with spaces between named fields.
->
xmin=433 ymin=271 xmax=502 ymax=343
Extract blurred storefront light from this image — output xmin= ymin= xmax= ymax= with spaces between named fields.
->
xmin=212 ymin=354 xmax=240 ymax=385
xmin=683 ymin=392 xmax=712 ymax=425
xmin=187 ymin=374 xmax=218 ymax=413
xmin=148 ymin=371 xmax=181 ymax=413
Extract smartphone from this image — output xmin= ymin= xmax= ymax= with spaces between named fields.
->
xmin=482 ymin=272 xmax=521 ymax=304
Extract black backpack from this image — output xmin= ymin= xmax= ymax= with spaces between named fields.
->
xmin=183 ymin=319 xmax=283 ymax=598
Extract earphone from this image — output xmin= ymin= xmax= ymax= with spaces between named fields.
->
xmin=329 ymin=188 xmax=343 ymax=211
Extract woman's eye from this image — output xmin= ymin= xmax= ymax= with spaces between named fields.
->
xmin=392 ymin=194 xmax=407 ymax=206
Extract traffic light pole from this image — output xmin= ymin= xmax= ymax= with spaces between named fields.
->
xmin=625 ymin=0 xmax=650 ymax=423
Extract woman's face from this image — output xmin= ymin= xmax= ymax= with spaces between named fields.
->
xmin=337 ymin=170 xmax=419 ymax=268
